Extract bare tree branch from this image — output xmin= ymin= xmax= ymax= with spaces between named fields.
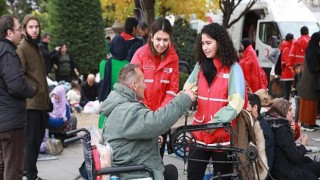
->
xmin=221 ymin=0 xmax=257 ymax=28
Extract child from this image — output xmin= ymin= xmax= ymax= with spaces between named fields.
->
xmin=66 ymin=80 xmax=82 ymax=113
xmin=292 ymin=63 xmax=303 ymax=123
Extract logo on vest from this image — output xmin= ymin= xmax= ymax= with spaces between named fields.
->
xmin=163 ymin=68 xmax=173 ymax=73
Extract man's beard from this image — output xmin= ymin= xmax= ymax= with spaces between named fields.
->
xmin=25 ymin=32 xmax=41 ymax=46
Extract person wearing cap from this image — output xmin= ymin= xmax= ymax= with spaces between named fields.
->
xmin=265 ymin=98 xmax=320 ymax=179
xmin=17 ymin=14 xmax=50 ymax=180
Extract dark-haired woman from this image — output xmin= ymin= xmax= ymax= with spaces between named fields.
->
xmin=53 ymin=43 xmax=79 ymax=83
xmin=131 ymin=17 xmax=179 ymax=159
xmin=183 ymin=23 xmax=246 ymax=179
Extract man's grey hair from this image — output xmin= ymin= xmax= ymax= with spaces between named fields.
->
xmin=118 ymin=64 xmax=139 ymax=86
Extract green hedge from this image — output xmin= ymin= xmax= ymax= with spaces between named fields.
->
xmin=48 ymin=0 xmax=106 ymax=76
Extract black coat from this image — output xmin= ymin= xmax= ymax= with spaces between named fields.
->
xmin=38 ymin=41 xmax=58 ymax=74
xmin=0 ymin=38 xmax=36 ymax=132
xmin=125 ymin=37 xmax=143 ymax=62
xmin=258 ymin=115 xmax=274 ymax=170
xmin=80 ymin=81 xmax=99 ymax=107
xmin=267 ymin=117 xmax=318 ymax=180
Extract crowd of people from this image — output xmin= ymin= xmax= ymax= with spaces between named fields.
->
xmin=1 ymin=11 xmax=320 ymax=180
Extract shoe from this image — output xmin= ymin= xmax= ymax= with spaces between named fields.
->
xmin=310 ymin=124 xmax=320 ymax=130
xmin=74 ymin=105 xmax=82 ymax=113
xmin=301 ymin=124 xmax=316 ymax=132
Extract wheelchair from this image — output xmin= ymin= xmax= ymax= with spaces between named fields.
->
xmin=64 ymin=128 xmax=153 ymax=180
xmin=170 ymin=110 xmax=272 ymax=180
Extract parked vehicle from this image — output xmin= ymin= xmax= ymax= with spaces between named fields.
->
xmin=190 ymin=0 xmax=320 ymax=78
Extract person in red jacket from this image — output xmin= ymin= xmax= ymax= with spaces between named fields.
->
xmin=240 ymin=38 xmax=268 ymax=93
xmin=183 ymin=23 xmax=246 ymax=179
xmin=131 ymin=17 xmax=179 ymax=158
xmin=289 ymin=26 xmax=310 ymax=67
xmin=280 ymin=33 xmax=294 ymax=100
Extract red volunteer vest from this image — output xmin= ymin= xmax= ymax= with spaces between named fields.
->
xmin=193 ymin=59 xmax=234 ymax=144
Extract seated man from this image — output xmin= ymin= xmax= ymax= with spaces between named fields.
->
xmin=80 ymin=74 xmax=99 ymax=107
xmin=101 ymin=64 xmax=196 ymax=179
xmin=247 ymin=94 xmax=274 ymax=171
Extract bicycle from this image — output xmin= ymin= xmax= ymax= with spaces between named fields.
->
xmin=171 ymin=110 xmax=272 ymax=180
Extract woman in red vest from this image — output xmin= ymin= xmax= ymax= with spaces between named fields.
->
xmin=184 ymin=23 xmax=246 ymax=179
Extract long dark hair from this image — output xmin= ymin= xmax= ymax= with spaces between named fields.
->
xmin=195 ymin=23 xmax=238 ymax=67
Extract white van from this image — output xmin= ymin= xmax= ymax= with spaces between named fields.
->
xmin=191 ymin=0 xmax=320 ymax=78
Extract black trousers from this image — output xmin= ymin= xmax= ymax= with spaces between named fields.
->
xmin=25 ymin=110 xmax=47 ymax=180
xmin=187 ymin=148 xmax=232 ymax=180
xmin=280 ymin=80 xmax=293 ymax=100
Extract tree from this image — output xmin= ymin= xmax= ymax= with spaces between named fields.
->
xmin=7 ymin=0 xmax=39 ymax=21
xmin=172 ymin=18 xmax=197 ymax=66
xmin=48 ymin=0 xmax=106 ymax=75
xmin=100 ymin=0 xmax=134 ymax=26
xmin=0 ymin=0 xmax=7 ymax=15
xmin=134 ymin=0 xmax=155 ymax=25
xmin=100 ymin=0 xmax=211 ymax=25
xmin=219 ymin=0 xmax=257 ymax=28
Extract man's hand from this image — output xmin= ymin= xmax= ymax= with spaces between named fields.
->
xmin=182 ymin=82 xmax=197 ymax=102
xmin=55 ymin=46 xmax=61 ymax=51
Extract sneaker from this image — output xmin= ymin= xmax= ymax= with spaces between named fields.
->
xmin=74 ymin=105 xmax=82 ymax=113
xmin=301 ymin=124 xmax=316 ymax=132
xmin=310 ymin=124 xmax=320 ymax=130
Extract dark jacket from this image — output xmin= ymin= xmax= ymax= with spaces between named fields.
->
xmin=120 ymin=32 xmax=143 ymax=62
xmin=0 ymin=38 xmax=36 ymax=132
xmin=299 ymin=32 xmax=320 ymax=100
xmin=52 ymin=53 xmax=76 ymax=77
xmin=266 ymin=117 xmax=318 ymax=180
xmin=126 ymin=38 xmax=143 ymax=62
xmin=80 ymin=81 xmax=99 ymax=107
xmin=38 ymin=41 xmax=58 ymax=74
xmin=258 ymin=115 xmax=274 ymax=170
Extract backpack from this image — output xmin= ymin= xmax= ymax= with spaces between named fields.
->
xmin=274 ymin=52 xmax=282 ymax=75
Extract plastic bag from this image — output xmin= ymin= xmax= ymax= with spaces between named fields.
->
xmin=89 ymin=126 xmax=113 ymax=180
xmin=83 ymin=100 xmax=100 ymax=114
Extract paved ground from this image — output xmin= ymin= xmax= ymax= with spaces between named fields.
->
xmin=31 ymin=109 xmax=320 ymax=180
xmin=31 ymin=112 xmax=192 ymax=180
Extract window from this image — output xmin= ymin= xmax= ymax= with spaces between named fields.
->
xmin=258 ymin=22 xmax=279 ymax=46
